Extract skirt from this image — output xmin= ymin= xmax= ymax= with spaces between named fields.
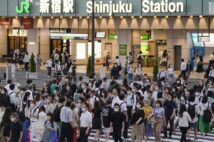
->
xmin=92 ymin=118 xmax=101 ymax=129
xmin=199 ymin=115 xmax=211 ymax=133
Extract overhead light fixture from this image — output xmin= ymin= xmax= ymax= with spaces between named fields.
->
xmin=109 ymin=16 xmax=113 ymax=19
xmin=131 ymin=16 xmax=134 ymax=19
xmin=199 ymin=15 xmax=203 ymax=18
xmin=153 ymin=16 xmax=157 ymax=19
xmin=69 ymin=16 xmax=72 ymax=19
xmin=40 ymin=16 xmax=42 ymax=19
xmin=51 ymin=16 xmax=54 ymax=19
xmin=99 ymin=16 xmax=102 ymax=19
xmin=165 ymin=16 xmax=168 ymax=19
xmin=33 ymin=16 xmax=36 ymax=19
xmin=24 ymin=16 xmax=27 ymax=19
xmin=189 ymin=15 xmax=193 ymax=18
xmin=79 ymin=16 xmax=82 ymax=19
xmin=15 ymin=16 xmax=18 ymax=19
xmin=120 ymin=16 xmax=123 ymax=19
xmin=87 ymin=16 xmax=90 ymax=19
xmin=139 ymin=16 xmax=142 ymax=19
xmin=60 ymin=16 xmax=63 ymax=19
xmin=177 ymin=15 xmax=181 ymax=18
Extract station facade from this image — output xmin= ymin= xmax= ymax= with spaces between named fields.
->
xmin=0 ymin=0 xmax=214 ymax=69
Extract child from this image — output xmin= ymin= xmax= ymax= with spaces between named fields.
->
xmin=42 ymin=112 xmax=58 ymax=142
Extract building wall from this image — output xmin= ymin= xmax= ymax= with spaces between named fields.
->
xmin=39 ymin=29 xmax=50 ymax=62
xmin=0 ymin=29 xmax=7 ymax=55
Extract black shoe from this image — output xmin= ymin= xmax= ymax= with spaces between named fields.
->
xmin=162 ymin=136 xmax=167 ymax=139
xmin=124 ymin=136 xmax=130 ymax=139
xmin=169 ymin=135 xmax=172 ymax=139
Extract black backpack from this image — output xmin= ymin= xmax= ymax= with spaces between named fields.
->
xmin=188 ymin=103 xmax=196 ymax=119
xmin=203 ymin=104 xmax=212 ymax=123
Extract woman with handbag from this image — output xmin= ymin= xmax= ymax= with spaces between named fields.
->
xmin=178 ymin=104 xmax=192 ymax=142
xmin=42 ymin=112 xmax=58 ymax=142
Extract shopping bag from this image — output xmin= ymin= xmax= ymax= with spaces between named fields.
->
xmin=51 ymin=131 xmax=58 ymax=142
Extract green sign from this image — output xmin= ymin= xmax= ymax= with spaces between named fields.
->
xmin=141 ymin=34 xmax=149 ymax=40
xmin=16 ymin=0 xmax=30 ymax=14
xmin=141 ymin=42 xmax=149 ymax=55
xmin=119 ymin=44 xmax=127 ymax=56
xmin=108 ymin=34 xmax=118 ymax=40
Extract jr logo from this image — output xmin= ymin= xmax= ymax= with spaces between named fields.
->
xmin=16 ymin=0 xmax=30 ymax=14
xmin=209 ymin=2 xmax=214 ymax=15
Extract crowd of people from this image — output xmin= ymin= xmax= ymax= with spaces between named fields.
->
xmin=0 ymin=50 xmax=213 ymax=142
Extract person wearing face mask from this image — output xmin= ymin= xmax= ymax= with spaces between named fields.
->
xmin=111 ymin=63 xmax=120 ymax=79
xmin=153 ymin=100 xmax=166 ymax=142
xmin=126 ymin=87 xmax=137 ymax=123
xmin=102 ymin=99 xmax=113 ymax=142
xmin=131 ymin=102 xmax=145 ymax=142
xmin=46 ymin=96 xmax=55 ymax=113
xmin=9 ymin=113 xmax=23 ymax=142
xmin=163 ymin=94 xmax=177 ymax=139
xmin=60 ymin=100 xmax=73 ymax=142
xmin=29 ymin=100 xmax=39 ymax=121
xmin=42 ymin=112 xmax=58 ymax=142
xmin=143 ymin=99 xmax=153 ymax=141
xmin=79 ymin=103 xmax=92 ymax=142
xmin=53 ymin=97 xmax=64 ymax=138
xmin=110 ymin=103 xmax=125 ymax=142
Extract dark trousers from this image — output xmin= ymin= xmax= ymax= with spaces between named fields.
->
xmin=123 ymin=121 xmax=129 ymax=138
xmin=127 ymin=106 xmax=133 ymax=123
xmin=47 ymin=67 xmax=52 ymax=76
xmin=60 ymin=122 xmax=73 ymax=142
xmin=113 ymin=129 xmax=123 ymax=142
xmin=78 ymin=127 xmax=90 ymax=142
xmin=164 ymin=117 xmax=174 ymax=137
xmin=180 ymin=127 xmax=188 ymax=142
xmin=24 ymin=62 xmax=29 ymax=71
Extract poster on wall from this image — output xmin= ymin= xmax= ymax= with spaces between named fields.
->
xmin=133 ymin=45 xmax=140 ymax=62
xmin=119 ymin=44 xmax=127 ymax=56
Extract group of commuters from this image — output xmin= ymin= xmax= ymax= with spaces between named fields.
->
xmin=0 ymin=50 xmax=213 ymax=142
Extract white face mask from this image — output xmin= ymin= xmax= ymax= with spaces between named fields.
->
xmin=82 ymin=108 xmax=86 ymax=112
xmin=11 ymin=118 xmax=15 ymax=122
xmin=136 ymin=105 xmax=141 ymax=109
xmin=53 ymin=90 xmax=57 ymax=94
xmin=114 ymin=108 xmax=119 ymax=112
xmin=30 ymin=104 xmax=34 ymax=108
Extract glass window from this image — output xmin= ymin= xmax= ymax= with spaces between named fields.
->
xmin=88 ymin=41 xmax=102 ymax=58
xmin=76 ymin=43 xmax=86 ymax=59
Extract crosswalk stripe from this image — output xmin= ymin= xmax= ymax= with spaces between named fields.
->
xmin=88 ymin=127 xmax=214 ymax=142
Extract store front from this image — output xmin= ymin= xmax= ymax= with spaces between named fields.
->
xmin=0 ymin=0 xmax=213 ymax=65
xmin=8 ymin=29 xmax=27 ymax=56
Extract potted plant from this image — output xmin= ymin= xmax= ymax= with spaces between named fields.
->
xmin=153 ymin=58 xmax=159 ymax=81
xmin=26 ymin=53 xmax=38 ymax=79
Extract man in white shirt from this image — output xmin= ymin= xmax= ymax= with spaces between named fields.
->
xmin=8 ymin=84 xmax=18 ymax=112
xmin=60 ymin=100 xmax=73 ymax=142
xmin=79 ymin=103 xmax=92 ymax=142
xmin=5 ymin=79 xmax=12 ymax=93
xmin=180 ymin=59 xmax=187 ymax=77
xmin=111 ymin=88 xmax=120 ymax=108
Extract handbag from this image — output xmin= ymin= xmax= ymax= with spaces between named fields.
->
xmin=51 ymin=130 xmax=58 ymax=142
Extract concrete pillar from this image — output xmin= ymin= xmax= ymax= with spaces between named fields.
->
xmin=117 ymin=29 xmax=131 ymax=66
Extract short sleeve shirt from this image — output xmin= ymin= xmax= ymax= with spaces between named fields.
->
xmin=10 ymin=122 xmax=22 ymax=142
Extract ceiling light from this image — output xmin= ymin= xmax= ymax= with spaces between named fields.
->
xmin=199 ymin=15 xmax=203 ymax=18
xmin=190 ymin=15 xmax=193 ymax=18
xmin=131 ymin=16 xmax=134 ymax=19
xmin=51 ymin=16 xmax=54 ymax=19
xmin=120 ymin=16 xmax=123 ymax=19
xmin=165 ymin=16 xmax=168 ymax=19
xmin=139 ymin=16 xmax=142 ymax=19
xmin=33 ymin=16 xmax=36 ymax=19
xmin=177 ymin=15 xmax=181 ymax=18
xmin=79 ymin=16 xmax=82 ymax=19
xmin=60 ymin=16 xmax=63 ymax=19
xmin=69 ymin=16 xmax=72 ymax=19
xmin=153 ymin=16 xmax=157 ymax=19
xmin=99 ymin=16 xmax=102 ymax=19
xmin=109 ymin=16 xmax=113 ymax=19
xmin=87 ymin=16 xmax=90 ymax=19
